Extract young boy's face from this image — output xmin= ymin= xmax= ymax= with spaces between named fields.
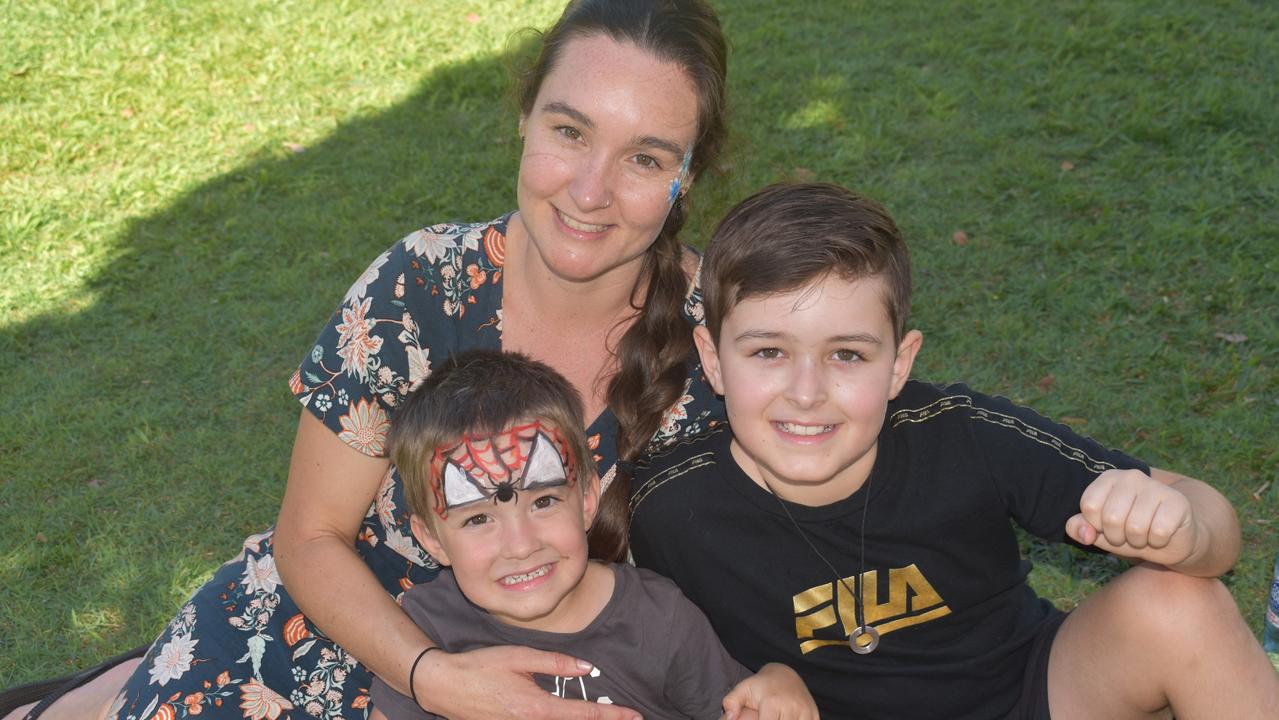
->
xmin=694 ymin=273 xmax=922 ymax=506
xmin=410 ymin=424 xmax=600 ymax=631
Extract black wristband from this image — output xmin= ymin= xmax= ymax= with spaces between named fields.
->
xmin=409 ymin=646 xmax=441 ymax=711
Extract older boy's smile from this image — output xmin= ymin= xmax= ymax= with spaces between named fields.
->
xmin=774 ymin=422 xmax=837 ymax=437
xmin=694 ymin=274 xmax=922 ymax=507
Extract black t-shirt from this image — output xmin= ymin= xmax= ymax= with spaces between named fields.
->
xmin=630 ymin=380 xmax=1148 ymax=720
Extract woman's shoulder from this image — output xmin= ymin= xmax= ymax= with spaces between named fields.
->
xmin=338 ymin=213 xmax=512 ymax=309
xmin=397 ymin=213 xmax=512 ymax=268
xmin=384 ymin=213 xmax=512 ymax=318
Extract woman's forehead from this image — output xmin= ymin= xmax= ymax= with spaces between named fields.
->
xmin=532 ymin=33 xmax=700 ymax=145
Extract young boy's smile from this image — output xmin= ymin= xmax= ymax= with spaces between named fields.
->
xmin=694 ymin=274 xmax=922 ymax=506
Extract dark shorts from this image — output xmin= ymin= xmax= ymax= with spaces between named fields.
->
xmin=1004 ymin=610 xmax=1068 ymax=720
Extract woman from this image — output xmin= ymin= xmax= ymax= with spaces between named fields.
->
xmin=11 ymin=1 xmax=730 ymax=718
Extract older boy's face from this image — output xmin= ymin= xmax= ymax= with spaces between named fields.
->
xmin=410 ymin=430 xmax=600 ymax=631
xmin=693 ymin=274 xmax=921 ymax=506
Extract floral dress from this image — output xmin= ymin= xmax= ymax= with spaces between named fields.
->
xmin=107 ymin=214 xmax=725 ymax=720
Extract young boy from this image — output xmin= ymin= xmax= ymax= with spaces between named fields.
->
xmin=369 ymin=349 xmax=816 ymax=720
xmin=629 ymin=182 xmax=1279 ymax=719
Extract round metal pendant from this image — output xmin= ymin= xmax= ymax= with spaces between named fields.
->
xmin=850 ymin=625 xmax=879 ymax=655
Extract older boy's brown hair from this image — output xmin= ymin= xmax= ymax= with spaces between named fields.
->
xmin=701 ymin=182 xmax=912 ymax=345
xmin=391 ymin=349 xmax=595 ymax=524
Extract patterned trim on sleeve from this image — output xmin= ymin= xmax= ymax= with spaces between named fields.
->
xmin=627 ymin=427 xmax=726 ymax=520
xmin=889 ymin=392 xmax=1120 ymax=473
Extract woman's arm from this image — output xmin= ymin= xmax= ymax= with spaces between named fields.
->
xmin=274 ymin=412 xmax=640 ymax=720
xmin=273 ymin=411 xmax=424 ymax=692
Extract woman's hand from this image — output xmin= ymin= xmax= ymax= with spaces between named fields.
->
xmin=415 ymin=645 xmax=641 ymax=720
xmin=720 ymin=663 xmax=817 ymax=720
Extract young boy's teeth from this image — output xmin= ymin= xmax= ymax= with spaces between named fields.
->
xmin=778 ymin=422 xmax=833 ymax=436
xmin=559 ymin=211 xmax=607 ymax=233
xmin=501 ymin=565 xmax=550 ymax=585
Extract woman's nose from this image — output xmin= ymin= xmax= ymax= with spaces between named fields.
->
xmin=568 ymin=154 xmax=614 ymax=212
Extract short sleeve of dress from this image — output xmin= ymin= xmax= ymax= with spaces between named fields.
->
xmin=290 ymin=218 xmax=507 ymax=457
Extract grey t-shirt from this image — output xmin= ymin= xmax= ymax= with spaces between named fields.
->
xmin=371 ymin=562 xmax=750 ymax=719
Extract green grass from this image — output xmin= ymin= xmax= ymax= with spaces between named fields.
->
xmin=2 ymin=0 xmax=1276 ymax=686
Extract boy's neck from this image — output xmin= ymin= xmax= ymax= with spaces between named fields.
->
xmin=729 ymin=437 xmax=877 ymax=507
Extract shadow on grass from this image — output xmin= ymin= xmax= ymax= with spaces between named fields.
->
xmin=0 ymin=37 xmax=537 ymax=681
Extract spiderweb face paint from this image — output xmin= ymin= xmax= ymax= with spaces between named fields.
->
xmin=429 ymin=421 xmax=575 ymax=519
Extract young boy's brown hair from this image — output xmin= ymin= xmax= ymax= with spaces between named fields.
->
xmin=390 ymin=349 xmax=596 ymax=524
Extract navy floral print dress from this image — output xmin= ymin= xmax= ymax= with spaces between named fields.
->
xmin=106 ymin=214 xmax=725 ymax=720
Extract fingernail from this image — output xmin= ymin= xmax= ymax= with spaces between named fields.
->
xmin=576 ymin=659 xmax=594 ymax=672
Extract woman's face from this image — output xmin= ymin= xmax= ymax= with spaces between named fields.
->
xmin=515 ymin=33 xmax=701 ymax=286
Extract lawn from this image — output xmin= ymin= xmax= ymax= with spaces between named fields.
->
xmin=2 ymin=0 xmax=1276 ymax=686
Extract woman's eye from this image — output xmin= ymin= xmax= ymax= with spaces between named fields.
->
xmin=633 ymin=153 xmax=662 ymax=170
xmin=752 ymin=347 xmax=783 ymax=360
xmin=832 ymin=349 xmax=863 ymax=362
xmin=532 ymin=495 xmax=559 ymax=510
xmin=555 ymin=126 xmax=583 ymax=142
xmin=461 ymin=513 xmax=490 ymax=527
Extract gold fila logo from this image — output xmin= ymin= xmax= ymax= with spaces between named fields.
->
xmin=793 ymin=564 xmax=951 ymax=654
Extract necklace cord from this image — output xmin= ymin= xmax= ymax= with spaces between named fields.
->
xmin=759 ymin=473 xmax=872 ymax=642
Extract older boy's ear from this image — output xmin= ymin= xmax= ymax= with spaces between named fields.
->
xmin=693 ymin=325 xmax=725 ymax=395
xmin=581 ymin=473 xmax=601 ymax=531
xmin=890 ymin=330 xmax=923 ymax=399
xmin=409 ymin=513 xmax=451 ymax=567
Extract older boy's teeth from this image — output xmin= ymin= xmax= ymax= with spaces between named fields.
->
xmin=559 ymin=211 xmax=607 ymax=233
xmin=501 ymin=565 xmax=550 ymax=585
xmin=778 ymin=422 xmax=833 ymax=436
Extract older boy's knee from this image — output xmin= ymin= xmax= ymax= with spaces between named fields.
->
xmin=1109 ymin=564 xmax=1235 ymax=632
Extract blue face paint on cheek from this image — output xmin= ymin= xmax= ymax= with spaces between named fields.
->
xmin=668 ymin=148 xmax=693 ymax=203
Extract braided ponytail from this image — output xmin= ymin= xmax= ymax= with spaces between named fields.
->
xmin=517 ymin=0 xmax=729 ymax=561
xmin=591 ymin=199 xmax=695 ymax=561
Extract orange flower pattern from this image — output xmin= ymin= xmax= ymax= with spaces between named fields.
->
xmin=337 ymin=398 xmax=390 ymax=457
xmin=107 ymin=214 xmax=725 ymax=720
xmin=239 ymin=680 xmax=294 ymax=720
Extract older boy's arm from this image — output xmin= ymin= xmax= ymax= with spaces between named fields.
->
xmin=1065 ymin=467 xmax=1241 ymax=577
xmin=1150 ymin=467 xmax=1241 ymax=576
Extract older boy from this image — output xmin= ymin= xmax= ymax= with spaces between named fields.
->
xmin=629 ymin=182 xmax=1279 ymax=719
